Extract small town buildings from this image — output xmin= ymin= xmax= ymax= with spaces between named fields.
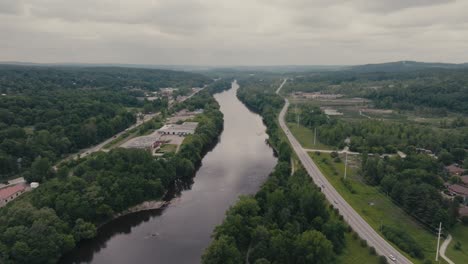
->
xmin=0 ymin=183 xmax=27 ymax=207
xmin=447 ymin=184 xmax=468 ymax=202
xmin=446 ymin=164 xmax=465 ymax=176
xmin=158 ymin=122 xmax=198 ymax=136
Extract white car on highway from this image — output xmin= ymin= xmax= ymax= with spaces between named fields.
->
xmin=389 ymin=254 xmax=396 ymax=261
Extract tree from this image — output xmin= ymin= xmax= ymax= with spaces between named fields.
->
xmin=202 ymin=235 xmax=242 ymax=264
xmin=28 ymin=157 xmax=51 ymax=182
xmin=72 ymin=219 xmax=97 ymax=241
xmin=294 ymin=230 xmax=334 ymax=264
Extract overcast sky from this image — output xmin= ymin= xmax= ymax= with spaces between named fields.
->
xmin=1 ymin=0 xmax=467 ymax=65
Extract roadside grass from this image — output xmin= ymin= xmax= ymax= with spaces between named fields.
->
xmin=310 ymin=152 xmax=442 ymax=264
xmin=337 ymin=233 xmax=381 ymax=264
xmin=157 ymin=144 xmax=177 ymax=153
xmin=446 ymin=223 xmax=468 ymax=264
xmin=287 ymin=122 xmax=336 ymax=150
xmin=102 ymin=131 xmax=134 ymax=149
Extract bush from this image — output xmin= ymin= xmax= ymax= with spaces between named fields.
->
xmin=334 ymin=157 xmax=342 ymax=163
xmin=360 ymin=239 xmax=367 ymax=247
xmin=352 ymin=232 xmax=358 ymax=240
xmin=461 ymin=216 xmax=468 ymax=226
xmin=381 ymin=225 xmax=424 ymax=259
xmin=379 ymin=255 xmax=388 ymax=264
xmin=331 ymin=151 xmax=339 ymax=158
xmin=423 ymin=259 xmax=432 ymax=264
xmin=369 ymin=246 xmax=376 ymax=255
xmin=454 ymin=241 xmax=462 ymax=251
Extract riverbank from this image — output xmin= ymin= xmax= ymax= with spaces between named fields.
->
xmin=60 ymin=80 xmax=277 ymax=264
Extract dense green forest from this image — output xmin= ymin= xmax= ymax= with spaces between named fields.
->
xmin=0 ymin=65 xmax=210 ymax=92
xmin=286 ymin=68 xmax=468 ymax=114
xmin=0 ymin=83 xmax=229 ymax=264
xmin=362 ymin=153 xmax=459 ymax=229
xmin=203 ymin=77 xmax=383 ymax=264
xmin=0 ymin=65 xmax=211 ymax=181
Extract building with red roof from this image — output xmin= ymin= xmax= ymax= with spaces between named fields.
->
xmin=0 ymin=183 xmax=27 ymax=207
xmin=446 ymin=164 xmax=465 ymax=176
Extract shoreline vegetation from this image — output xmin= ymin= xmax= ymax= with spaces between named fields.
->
xmin=202 ymin=77 xmax=383 ymax=264
xmin=0 ymin=80 xmax=232 ymax=264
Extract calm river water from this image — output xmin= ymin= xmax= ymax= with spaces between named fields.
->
xmin=60 ymin=81 xmax=277 ymax=264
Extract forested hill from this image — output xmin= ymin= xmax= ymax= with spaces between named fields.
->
xmin=348 ymin=61 xmax=468 ymax=73
xmin=0 ymin=64 xmax=211 ymax=92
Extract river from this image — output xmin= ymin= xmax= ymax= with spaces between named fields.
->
xmin=60 ymin=81 xmax=277 ymax=264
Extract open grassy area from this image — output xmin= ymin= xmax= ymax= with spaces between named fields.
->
xmin=287 ymin=122 xmax=336 ymax=150
xmin=310 ymin=152 xmax=443 ymax=264
xmin=446 ymin=223 xmax=468 ymax=264
xmin=157 ymin=144 xmax=178 ymax=153
xmin=337 ymin=233 xmax=382 ymax=264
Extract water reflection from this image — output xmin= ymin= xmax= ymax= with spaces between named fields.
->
xmin=61 ymin=82 xmax=277 ymax=264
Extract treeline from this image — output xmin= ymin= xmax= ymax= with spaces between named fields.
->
xmin=0 ymin=65 xmax=210 ymax=92
xmin=202 ymin=165 xmax=347 ymax=264
xmin=288 ymin=104 xmax=468 ymax=155
xmin=236 ymin=78 xmax=284 ymax=148
xmin=0 ymin=89 xmax=224 ymax=264
xmin=286 ymin=68 xmax=468 ymax=114
xmin=0 ymin=65 xmax=212 ymax=181
xmin=362 ymin=153 xmax=459 ymax=230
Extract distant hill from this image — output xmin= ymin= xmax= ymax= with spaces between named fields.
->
xmin=348 ymin=61 xmax=468 ymax=73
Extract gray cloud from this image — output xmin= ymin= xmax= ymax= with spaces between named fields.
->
xmin=0 ymin=0 xmax=467 ymax=65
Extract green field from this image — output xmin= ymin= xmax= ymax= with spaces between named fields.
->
xmin=310 ymin=152 xmax=443 ymax=264
xmin=157 ymin=144 xmax=178 ymax=153
xmin=287 ymin=122 xmax=336 ymax=150
xmin=446 ymin=223 xmax=468 ymax=264
xmin=337 ymin=233 xmax=382 ymax=264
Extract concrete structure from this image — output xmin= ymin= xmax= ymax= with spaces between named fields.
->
xmin=277 ymin=79 xmax=412 ymax=264
xmin=158 ymin=122 xmax=198 ymax=136
xmin=293 ymin=91 xmax=343 ymax=100
xmin=0 ymin=183 xmax=27 ymax=207
xmin=446 ymin=164 xmax=465 ymax=176
xmin=121 ymin=135 xmax=161 ymax=150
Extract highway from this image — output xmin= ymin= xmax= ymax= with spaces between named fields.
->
xmin=276 ymin=78 xmax=412 ymax=264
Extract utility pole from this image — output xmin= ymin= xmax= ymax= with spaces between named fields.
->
xmin=436 ymin=222 xmax=442 ymax=262
xmin=344 ymin=151 xmax=348 ymax=180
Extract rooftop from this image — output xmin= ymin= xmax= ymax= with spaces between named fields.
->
xmin=448 ymin=184 xmax=468 ymax=196
xmin=0 ymin=184 xmax=27 ymax=200
xmin=446 ymin=164 xmax=465 ymax=175
xmin=461 ymin=176 xmax=468 ymax=185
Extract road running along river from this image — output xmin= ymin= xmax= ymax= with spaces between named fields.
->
xmin=60 ymin=81 xmax=277 ymax=264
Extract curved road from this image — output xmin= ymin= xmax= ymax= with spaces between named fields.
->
xmin=276 ymin=78 xmax=412 ymax=264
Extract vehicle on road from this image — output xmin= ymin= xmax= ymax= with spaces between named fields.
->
xmin=389 ymin=254 xmax=396 ymax=261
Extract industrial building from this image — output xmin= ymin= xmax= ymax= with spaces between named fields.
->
xmin=158 ymin=122 xmax=198 ymax=136
xmin=0 ymin=183 xmax=28 ymax=207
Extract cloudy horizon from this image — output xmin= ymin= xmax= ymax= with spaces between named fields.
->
xmin=1 ymin=0 xmax=467 ymax=66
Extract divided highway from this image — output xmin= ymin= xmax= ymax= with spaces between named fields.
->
xmin=276 ymin=79 xmax=412 ymax=264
